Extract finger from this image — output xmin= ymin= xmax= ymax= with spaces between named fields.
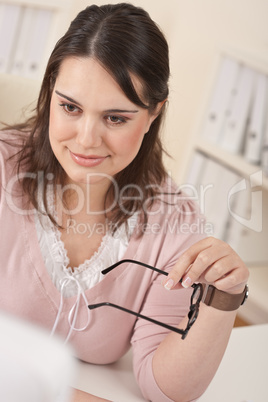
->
xmin=163 ymin=237 xmax=218 ymax=290
xmin=180 ymin=242 xmax=231 ymax=288
xmin=213 ymin=265 xmax=249 ymax=293
xmin=203 ymin=253 xmax=241 ymax=284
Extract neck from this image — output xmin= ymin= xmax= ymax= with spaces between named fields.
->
xmin=55 ymin=177 xmax=113 ymax=226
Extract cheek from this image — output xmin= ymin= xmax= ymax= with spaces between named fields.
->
xmin=49 ymin=107 xmax=72 ymax=142
xmin=49 ymin=105 xmax=60 ymax=140
xmin=115 ymin=123 xmax=147 ymax=154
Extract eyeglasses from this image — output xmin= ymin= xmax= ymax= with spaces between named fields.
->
xmin=88 ymin=259 xmax=203 ymax=340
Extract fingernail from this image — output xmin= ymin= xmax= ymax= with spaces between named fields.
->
xmin=164 ymin=279 xmax=174 ymax=290
xmin=182 ymin=276 xmax=192 ymax=288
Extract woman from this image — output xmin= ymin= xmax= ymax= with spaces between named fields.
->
xmin=0 ymin=3 xmax=249 ymax=401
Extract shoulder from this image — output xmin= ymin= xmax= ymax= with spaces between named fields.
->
xmin=0 ymin=130 xmax=27 ymax=187
xmin=130 ymin=177 xmax=209 ymax=268
xmin=145 ymin=176 xmax=204 ymax=226
xmin=0 ymin=129 xmax=25 ymax=160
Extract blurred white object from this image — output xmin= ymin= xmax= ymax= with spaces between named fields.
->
xmin=0 ymin=312 xmax=76 ymax=402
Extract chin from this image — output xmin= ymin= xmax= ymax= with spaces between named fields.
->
xmin=66 ymin=171 xmax=113 ymax=188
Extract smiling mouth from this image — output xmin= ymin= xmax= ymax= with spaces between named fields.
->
xmin=69 ymin=150 xmax=108 ymax=167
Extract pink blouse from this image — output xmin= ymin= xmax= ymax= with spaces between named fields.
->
xmin=0 ymin=134 xmax=206 ymax=401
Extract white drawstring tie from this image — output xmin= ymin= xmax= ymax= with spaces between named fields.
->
xmin=51 ymin=276 xmax=91 ymax=344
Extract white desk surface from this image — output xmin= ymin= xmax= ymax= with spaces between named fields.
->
xmin=73 ymin=348 xmax=144 ymax=401
xmin=73 ymin=324 xmax=268 ymax=402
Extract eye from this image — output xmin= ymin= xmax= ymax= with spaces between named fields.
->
xmin=106 ymin=115 xmax=127 ymax=125
xmin=59 ymin=103 xmax=81 ymax=115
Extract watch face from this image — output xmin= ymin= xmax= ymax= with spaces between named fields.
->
xmin=241 ymin=285 xmax=249 ymax=305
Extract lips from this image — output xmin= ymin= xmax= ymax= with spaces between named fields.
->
xmin=69 ymin=150 xmax=108 ymax=167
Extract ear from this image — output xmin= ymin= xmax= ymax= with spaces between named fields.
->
xmin=145 ymin=99 xmax=167 ymax=133
xmin=154 ymin=99 xmax=167 ymax=116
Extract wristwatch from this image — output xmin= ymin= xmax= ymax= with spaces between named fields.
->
xmin=201 ymin=284 xmax=249 ymax=311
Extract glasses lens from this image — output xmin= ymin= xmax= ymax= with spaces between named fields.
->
xmin=187 ymin=304 xmax=199 ymax=327
xmin=187 ymin=284 xmax=203 ymax=328
xmin=191 ymin=283 xmax=203 ymax=304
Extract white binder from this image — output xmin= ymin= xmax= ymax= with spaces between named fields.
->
xmin=10 ymin=7 xmax=35 ymax=76
xmin=23 ymin=8 xmax=52 ymax=78
xmin=0 ymin=4 xmax=22 ymax=73
xmin=185 ymin=151 xmax=206 ymax=188
xmin=225 ymin=176 xmax=268 ymax=264
xmin=201 ymin=57 xmax=240 ymax=144
xmin=244 ymin=73 xmax=267 ymax=164
xmin=224 ymin=179 xmax=250 ymax=249
xmin=197 ymin=158 xmax=240 ymax=239
xmin=220 ymin=65 xmax=255 ymax=154
xmin=0 ymin=4 xmax=3 ymax=27
xmin=261 ymin=89 xmax=268 ymax=176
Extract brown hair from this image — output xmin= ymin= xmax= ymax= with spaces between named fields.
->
xmin=10 ymin=3 xmax=170 ymax=229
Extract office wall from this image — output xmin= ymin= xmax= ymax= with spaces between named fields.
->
xmin=68 ymin=0 xmax=268 ymax=183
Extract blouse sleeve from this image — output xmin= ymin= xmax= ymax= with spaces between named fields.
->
xmin=0 ymin=130 xmax=24 ymax=206
xmin=130 ymin=197 xmax=206 ymax=401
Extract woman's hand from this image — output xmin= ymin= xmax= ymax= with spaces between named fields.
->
xmin=163 ymin=237 xmax=249 ymax=294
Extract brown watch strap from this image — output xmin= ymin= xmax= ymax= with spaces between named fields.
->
xmin=202 ymin=284 xmax=248 ymax=311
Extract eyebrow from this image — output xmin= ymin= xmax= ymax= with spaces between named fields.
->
xmin=55 ymin=90 xmax=139 ymax=114
xmin=55 ymin=90 xmax=82 ymax=106
xmin=104 ymin=108 xmax=139 ymax=114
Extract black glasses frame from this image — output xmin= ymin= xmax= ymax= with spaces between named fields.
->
xmin=88 ymin=259 xmax=203 ymax=340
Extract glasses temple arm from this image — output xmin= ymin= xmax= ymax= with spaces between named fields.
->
xmin=102 ymin=259 xmax=168 ymax=276
xmin=102 ymin=259 xmax=188 ymax=285
xmin=88 ymin=302 xmax=187 ymax=338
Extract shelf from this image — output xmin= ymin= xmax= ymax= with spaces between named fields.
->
xmin=195 ymin=138 xmax=268 ymax=190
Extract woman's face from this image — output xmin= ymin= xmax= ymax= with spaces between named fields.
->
xmin=49 ymin=57 xmax=157 ymax=189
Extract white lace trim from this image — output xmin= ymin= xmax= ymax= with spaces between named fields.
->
xmin=35 ymin=189 xmax=137 ymax=297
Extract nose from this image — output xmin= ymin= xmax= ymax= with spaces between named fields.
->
xmin=75 ymin=116 xmax=103 ymax=148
